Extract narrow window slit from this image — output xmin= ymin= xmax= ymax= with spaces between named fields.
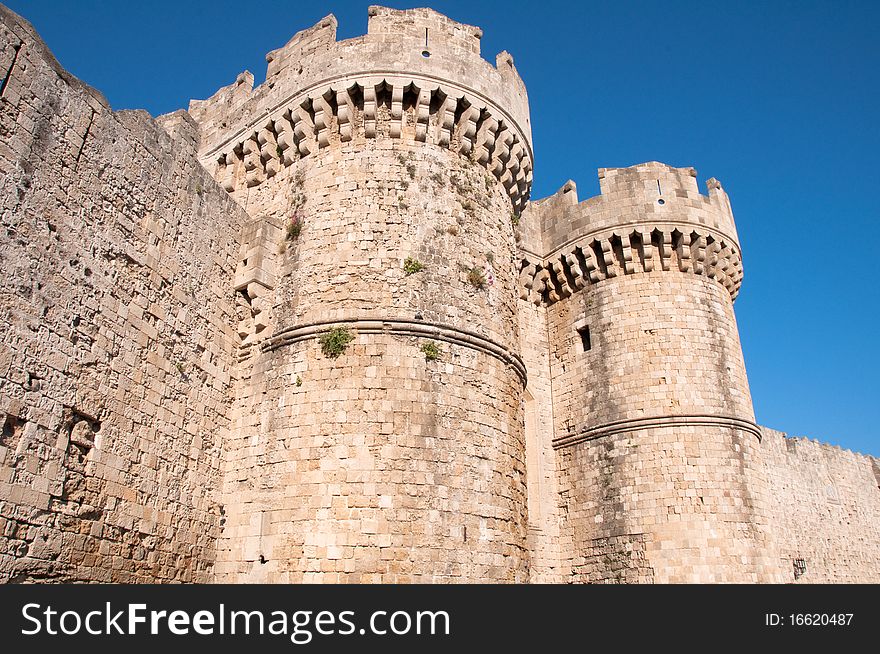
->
xmin=577 ymin=325 xmax=591 ymax=351
xmin=422 ymin=28 xmax=431 ymax=57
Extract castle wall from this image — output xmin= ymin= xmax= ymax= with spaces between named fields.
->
xmin=220 ymin=332 xmax=526 ymax=583
xmin=1 ymin=3 xmax=878 ymax=586
xmin=758 ymin=428 xmax=880 ymax=582
xmin=190 ymin=8 xmax=533 ymax=226
xmin=516 ymin=299 xmax=564 ymax=582
xmin=549 ymin=273 xmax=754 ymax=432
xmin=0 ymin=7 xmax=246 ymax=581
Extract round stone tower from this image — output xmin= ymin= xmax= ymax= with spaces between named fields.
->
xmin=189 ymin=7 xmax=533 ymax=582
xmin=522 ymin=163 xmax=782 ymax=582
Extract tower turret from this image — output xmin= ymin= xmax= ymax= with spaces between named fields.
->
xmin=522 ymin=162 xmax=782 ymax=582
xmin=190 ymin=7 xmax=532 ymax=582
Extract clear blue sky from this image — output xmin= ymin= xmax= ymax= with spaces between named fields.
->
xmin=6 ymin=1 xmax=879 ymax=456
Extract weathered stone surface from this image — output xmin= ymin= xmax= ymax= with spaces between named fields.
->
xmin=0 ymin=5 xmax=246 ymax=582
xmin=0 ymin=4 xmax=877 ymax=584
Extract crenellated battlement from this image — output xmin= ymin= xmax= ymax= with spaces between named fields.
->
xmin=186 ymin=6 xmax=532 ymax=211
xmin=366 ymin=6 xmax=483 ymax=54
xmin=518 ymin=162 xmax=743 ymax=305
xmin=265 ymin=14 xmax=340 ymax=79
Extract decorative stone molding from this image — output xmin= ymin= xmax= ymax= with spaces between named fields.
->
xmin=264 ymin=316 xmax=527 ymax=385
xmin=202 ymin=75 xmax=533 ymax=212
xmin=552 ymin=413 xmax=763 ymax=449
xmin=518 ymin=224 xmax=743 ymax=306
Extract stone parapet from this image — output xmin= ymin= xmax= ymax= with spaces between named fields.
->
xmin=520 ymin=162 xmax=742 ymax=305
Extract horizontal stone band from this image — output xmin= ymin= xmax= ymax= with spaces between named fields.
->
xmin=264 ymin=317 xmax=527 ymax=385
xmin=552 ymin=413 xmax=762 ymax=450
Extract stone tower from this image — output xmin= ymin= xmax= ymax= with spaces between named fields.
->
xmin=520 ymin=164 xmax=782 ymax=582
xmin=188 ymin=7 xmax=534 ymax=582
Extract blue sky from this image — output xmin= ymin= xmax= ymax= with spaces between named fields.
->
xmin=7 ymin=1 xmax=879 ymax=456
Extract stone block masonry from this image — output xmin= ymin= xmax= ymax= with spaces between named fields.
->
xmin=759 ymin=428 xmax=880 ymax=583
xmin=1 ymin=3 xmax=877 ymax=583
xmin=0 ymin=5 xmax=248 ymax=581
xmin=203 ymin=5 xmax=532 ymax=582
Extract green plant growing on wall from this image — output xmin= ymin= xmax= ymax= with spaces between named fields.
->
xmin=295 ymin=375 xmax=303 ymax=387
xmin=286 ymin=214 xmax=304 ymax=240
xmin=403 ymin=256 xmax=425 ymax=275
xmin=319 ymin=327 xmax=354 ymax=358
xmin=174 ymin=361 xmax=190 ymax=381
xmin=276 ymin=144 xmax=284 ymax=159
xmin=421 ymin=341 xmax=441 ymax=361
xmin=467 ymin=266 xmax=486 ymax=290
xmin=286 ymin=170 xmax=306 ymax=238
xmin=511 ymin=211 xmax=520 ymax=227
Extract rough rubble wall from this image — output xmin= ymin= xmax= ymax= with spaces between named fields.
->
xmin=758 ymin=428 xmax=880 ymax=582
xmin=0 ymin=7 xmax=246 ymax=582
